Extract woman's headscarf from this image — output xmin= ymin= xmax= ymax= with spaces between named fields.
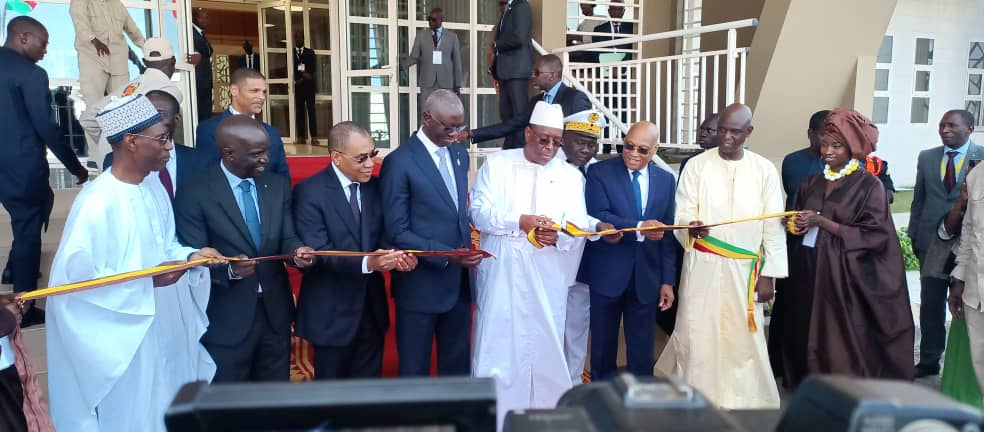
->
xmin=822 ymin=108 xmax=879 ymax=159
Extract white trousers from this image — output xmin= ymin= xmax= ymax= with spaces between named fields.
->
xmin=564 ymin=282 xmax=590 ymax=385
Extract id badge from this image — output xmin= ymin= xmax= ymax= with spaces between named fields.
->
xmin=432 ymin=51 xmax=443 ymax=65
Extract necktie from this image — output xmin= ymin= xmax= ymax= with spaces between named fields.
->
xmin=348 ymin=182 xmax=361 ymax=225
xmin=436 ymin=147 xmax=458 ymax=209
xmin=159 ymin=168 xmax=174 ymax=201
xmin=238 ymin=180 xmax=262 ymax=249
xmin=544 ymin=92 xmax=552 ymax=104
xmin=944 ymin=150 xmax=958 ymax=193
xmin=578 ymin=165 xmax=587 ymax=176
xmin=433 ymin=31 xmax=439 ymax=47
xmin=632 ymin=170 xmax=643 ymax=218
xmin=614 ymin=23 xmax=621 ymax=33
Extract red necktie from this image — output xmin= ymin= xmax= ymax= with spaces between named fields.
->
xmin=944 ymin=150 xmax=958 ymax=193
xmin=159 ymin=168 xmax=174 ymax=201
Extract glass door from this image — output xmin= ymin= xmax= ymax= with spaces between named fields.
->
xmin=339 ymin=0 xmax=398 ymax=150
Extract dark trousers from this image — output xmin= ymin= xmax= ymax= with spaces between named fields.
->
xmin=396 ymin=272 xmax=471 ymax=376
xmin=197 ymin=87 xmax=213 ymax=122
xmin=206 ymin=298 xmax=290 ymax=382
xmin=498 ymin=78 xmax=529 ymax=150
xmin=295 ymin=80 xmax=317 ymax=140
xmin=0 ymin=365 xmax=27 ymax=432
xmin=590 ymin=278 xmax=657 ymax=381
xmin=918 ymin=276 xmax=949 ymax=367
xmin=313 ymin=296 xmax=384 ymax=380
xmin=1 ymin=191 xmax=48 ymax=293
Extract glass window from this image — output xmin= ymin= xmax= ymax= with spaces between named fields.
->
xmin=914 ymin=70 xmax=930 ymax=92
xmin=315 ymin=100 xmax=334 ymax=138
xmin=6 ymin=3 xmax=77 ymax=79
xmin=350 ymin=89 xmax=391 ymax=148
xmin=969 ymin=42 xmax=984 ymax=69
xmin=349 ymin=23 xmax=390 ymax=69
xmin=967 ymin=101 xmax=981 ymax=126
xmin=479 ymin=0 xmax=505 ymax=25
xmin=416 ymin=2 xmax=468 ymax=23
xmin=268 ymin=97 xmax=291 ymax=137
xmin=349 ymin=0 xmax=388 ymax=18
xmin=398 ymin=92 xmax=410 ymax=143
xmin=315 ymin=55 xmax=333 ymax=95
xmin=126 ymin=8 xmax=158 ymax=77
xmin=291 ymin=9 xmax=305 ymax=45
xmin=877 ymin=36 xmax=893 ymax=63
xmin=874 ymin=69 xmax=889 ymax=92
xmin=310 ymin=8 xmax=332 ymax=50
xmin=872 ymin=97 xmax=889 ymax=124
xmin=267 ymin=52 xmax=289 ymax=80
xmin=265 ymin=8 xmax=287 ymax=48
xmin=915 ymin=38 xmax=934 ymax=66
xmin=478 ymin=31 xmax=495 ymax=88
xmin=911 ymin=97 xmax=930 ymax=123
xmin=970 ymin=74 xmax=982 ymax=96
xmin=477 ymin=94 xmax=503 ymax=148
xmin=399 ymin=26 xmax=410 ymax=87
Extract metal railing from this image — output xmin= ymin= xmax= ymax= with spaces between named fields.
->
xmin=550 ymin=18 xmax=758 ymax=150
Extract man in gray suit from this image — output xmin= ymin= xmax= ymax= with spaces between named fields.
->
xmin=909 ymin=109 xmax=982 ymax=378
xmin=402 ymin=8 xmax=462 ymax=110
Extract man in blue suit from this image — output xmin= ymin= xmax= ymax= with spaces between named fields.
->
xmin=1 ymin=17 xmax=88 ymax=325
xmin=197 ymin=68 xmax=291 ymax=179
xmin=380 ymin=89 xmax=484 ymax=376
xmin=581 ymin=121 xmax=677 ymax=380
xmin=103 ymin=90 xmax=208 ymax=201
xmin=293 ymin=122 xmax=417 ymax=379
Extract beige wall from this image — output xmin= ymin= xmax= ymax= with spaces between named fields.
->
xmin=530 ymin=0 xmax=567 ymax=51
xmin=742 ymin=0 xmax=899 ymax=162
xmin=700 ymin=0 xmax=764 ymax=52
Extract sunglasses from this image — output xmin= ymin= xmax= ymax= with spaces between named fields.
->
xmin=623 ymin=143 xmax=651 ymax=155
xmin=334 ymin=149 xmax=379 ymax=164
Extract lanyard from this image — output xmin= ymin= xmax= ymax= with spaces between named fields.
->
xmin=940 ymin=150 xmax=966 ymax=180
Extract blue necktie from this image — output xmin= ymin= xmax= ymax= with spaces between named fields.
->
xmin=238 ymin=180 xmax=262 ymax=249
xmin=436 ymin=147 xmax=458 ymax=209
xmin=632 ymin=170 xmax=643 ymax=218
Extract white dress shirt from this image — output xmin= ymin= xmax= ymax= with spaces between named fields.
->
xmin=229 ymin=106 xmax=256 ymax=119
xmin=0 ymin=336 xmax=14 ymax=370
xmin=332 ymin=162 xmax=373 ymax=274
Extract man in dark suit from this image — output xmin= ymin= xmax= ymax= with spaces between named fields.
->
xmin=192 ymin=8 xmax=213 ymax=122
xmin=0 ymin=17 xmax=88 ymax=325
xmin=909 ymin=109 xmax=983 ymax=378
xmin=491 ymin=0 xmax=533 ymax=148
xmin=463 ymin=54 xmax=590 ymax=149
xmin=237 ymin=40 xmax=261 ymax=72
xmin=581 ymin=121 xmax=677 ymax=380
xmin=293 ymin=122 xmax=417 ymax=379
xmin=103 ymin=90 xmax=208 ymax=200
xmin=380 ymin=89 xmax=484 ymax=376
xmin=293 ymin=32 xmax=318 ymax=145
xmin=197 ymin=68 xmax=291 ymax=178
xmin=175 ymin=115 xmax=315 ymax=382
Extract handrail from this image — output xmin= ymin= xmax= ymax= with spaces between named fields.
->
xmin=552 ymin=18 xmax=758 ymax=53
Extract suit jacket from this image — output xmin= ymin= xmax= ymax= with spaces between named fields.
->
xmin=473 ymin=83 xmax=591 ymax=149
xmin=580 ymin=157 xmax=677 ymax=304
xmin=379 ymin=134 xmax=472 ymax=313
xmin=174 ymin=165 xmax=304 ymax=346
xmin=193 ymin=27 xmax=213 ymax=90
xmin=292 ymin=167 xmax=389 ymax=347
xmin=909 ymin=142 xmax=984 ymax=253
xmin=237 ymin=53 xmax=261 ymax=71
xmin=0 ymin=47 xmax=84 ymax=202
xmin=293 ymin=47 xmax=316 ymax=84
xmin=492 ymin=0 xmax=533 ymax=81
xmin=196 ymin=109 xmax=291 ymax=179
xmin=403 ymin=27 xmax=463 ymax=89
xmin=592 ymin=21 xmax=635 ymax=61
xmin=102 ymin=144 xmax=209 ymax=191
xmin=70 ymin=0 xmax=145 ymax=75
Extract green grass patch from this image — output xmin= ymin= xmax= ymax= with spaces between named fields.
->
xmin=891 ymin=190 xmax=914 ymax=214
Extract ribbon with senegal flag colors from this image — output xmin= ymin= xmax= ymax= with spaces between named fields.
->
xmin=2 ymin=249 xmax=494 ymax=303
xmin=689 ymin=235 xmax=764 ymax=332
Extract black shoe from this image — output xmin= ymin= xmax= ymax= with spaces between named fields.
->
xmin=914 ymin=364 xmax=940 ymax=378
xmin=19 ymin=305 xmax=44 ymax=328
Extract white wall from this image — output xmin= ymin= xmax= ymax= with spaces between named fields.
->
xmin=878 ymin=0 xmax=984 ymax=187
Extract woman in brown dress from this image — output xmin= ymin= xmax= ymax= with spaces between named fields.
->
xmin=778 ymin=108 xmax=914 ymax=388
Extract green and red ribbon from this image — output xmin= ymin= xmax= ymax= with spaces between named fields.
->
xmin=692 ymin=235 xmax=765 ymax=332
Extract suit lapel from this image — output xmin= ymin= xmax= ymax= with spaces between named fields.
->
xmin=212 ymin=167 xmax=256 ymax=254
xmin=324 ymin=166 xmax=362 ymax=242
xmin=451 ymin=144 xmax=468 ymax=215
xmin=256 ymin=175 xmax=275 ymax=252
xmin=409 ymin=135 xmax=457 ymax=212
xmin=644 ymin=162 xmax=660 ymax=217
xmin=360 ymin=181 xmax=373 ymax=251
xmin=612 ymin=157 xmax=638 ymax=217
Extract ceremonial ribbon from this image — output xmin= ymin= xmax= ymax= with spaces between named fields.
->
xmin=8 ymin=249 xmax=494 ymax=301
xmin=690 ymin=236 xmax=764 ymax=332
xmin=526 ymin=211 xmax=800 ymax=248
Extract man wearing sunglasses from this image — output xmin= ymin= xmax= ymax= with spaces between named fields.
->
xmin=462 ymin=54 xmax=591 ymax=149
xmin=380 ymin=89 xmax=482 ymax=378
xmin=401 ymin=8 xmax=463 ymax=111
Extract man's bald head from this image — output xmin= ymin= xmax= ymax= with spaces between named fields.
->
xmin=716 ymin=103 xmax=753 ymax=160
xmin=623 ymin=121 xmax=659 ymax=171
xmin=217 ymin=115 xmax=270 ymax=179
xmin=4 ymin=16 xmax=48 ymax=63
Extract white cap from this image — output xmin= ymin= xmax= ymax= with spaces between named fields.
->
xmin=143 ymin=37 xmax=193 ymax=71
xmin=96 ymin=94 xmax=162 ymax=144
xmin=529 ymin=101 xmax=564 ymax=130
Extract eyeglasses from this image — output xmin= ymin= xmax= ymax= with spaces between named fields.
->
xmin=334 ymin=149 xmax=379 ymax=164
xmin=530 ymin=131 xmax=563 ymax=148
xmin=623 ymin=143 xmax=651 ymax=155
xmin=428 ymin=114 xmax=467 ymax=134
xmin=532 ymin=69 xmax=559 ymax=77
xmin=131 ymin=133 xmax=172 ymax=144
